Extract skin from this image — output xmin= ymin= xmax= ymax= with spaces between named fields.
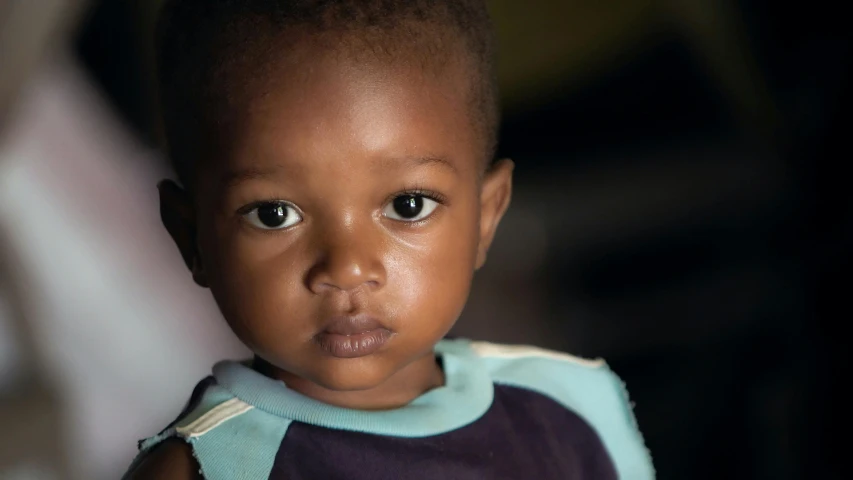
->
xmin=127 ymin=41 xmax=512 ymax=479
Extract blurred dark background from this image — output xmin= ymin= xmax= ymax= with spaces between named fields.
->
xmin=1 ymin=1 xmax=849 ymax=479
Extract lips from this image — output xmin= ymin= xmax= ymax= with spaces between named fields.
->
xmin=313 ymin=315 xmax=393 ymax=358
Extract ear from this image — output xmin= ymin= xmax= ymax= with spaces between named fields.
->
xmin=476 ymin=159 xmax=514 ymax=269
xmin=158 ymin=180 xmax=208 ymax=287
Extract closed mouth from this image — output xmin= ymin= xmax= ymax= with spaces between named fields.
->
xmin=313 ymin=314 xmax=393 ymax=358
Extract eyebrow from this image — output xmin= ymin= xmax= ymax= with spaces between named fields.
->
xmin=372 ymin=155 xmax=458 ymax=173
xmin=221 ymin=155 xmax=457 ymax=188
xmin=221 ymin=165 xmax=284 ymax=189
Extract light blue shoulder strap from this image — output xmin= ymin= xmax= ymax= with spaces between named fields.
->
xmin=468 ymin=341 xmax=655 ymax=480
xmin=126 ymin=382 xmax=291 ymax=480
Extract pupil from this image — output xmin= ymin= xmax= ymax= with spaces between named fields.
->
xmin=393 ymin=195 xmax=423 ymax=218
xmin=257 ymin=204 xmax=286 ymax=227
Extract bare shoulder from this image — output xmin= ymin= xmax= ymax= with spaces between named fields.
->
xmin=124 ymin=438 xmax=202 ymax=480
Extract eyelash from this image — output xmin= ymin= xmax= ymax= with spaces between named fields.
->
xmin=386 ymin=188 xmax=448 ymax=206
xmin=235 ymin=199 xmax=295 ymax=216
xmin=235 ymin=188 xmax=448 ymax=215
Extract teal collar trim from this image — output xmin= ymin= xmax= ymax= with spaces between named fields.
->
xmin=212 ymin=338 xmax=494 ymax=438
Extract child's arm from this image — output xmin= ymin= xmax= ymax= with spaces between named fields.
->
xmin=124 ymin=439 xmax=202 ymax=480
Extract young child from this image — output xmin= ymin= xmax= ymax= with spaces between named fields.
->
xmin=124 ymin=1 xmax=654 ymax=478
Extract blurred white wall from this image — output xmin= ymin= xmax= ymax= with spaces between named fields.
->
xmin=0 ymin=52 xmax=248 ymax=480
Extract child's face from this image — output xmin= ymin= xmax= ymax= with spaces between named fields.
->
xmin=162 ymin=47 xmax=512 ymax=393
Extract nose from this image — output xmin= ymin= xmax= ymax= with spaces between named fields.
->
xmin=305 ymin=221 xmax=386 ymax=294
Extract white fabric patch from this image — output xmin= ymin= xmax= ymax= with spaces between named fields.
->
xmin=469 ymin=341 xmax=605 ymax=368
xmin=176 ymin=398 xmax=254 ymax=438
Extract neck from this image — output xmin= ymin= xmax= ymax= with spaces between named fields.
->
xmin=253 ymin=353 xmax=445 ymax=411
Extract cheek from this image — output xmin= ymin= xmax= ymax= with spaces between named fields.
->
xmin=204 ymin=211 xmax=300 ymax=281
xmin=201 ymin=224 xmax=307 ymax=335
xmin=386 ymin=206 xmax=479 ymax=326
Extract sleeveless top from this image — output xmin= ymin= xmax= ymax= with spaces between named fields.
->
xmin=125 ymin=339 xmax=654 ymax=479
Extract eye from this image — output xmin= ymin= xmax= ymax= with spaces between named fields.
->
xmin=243 ymin=202 xmax=303 ymax=230
xmin=382 ymin=194 xmax=439 ymax=222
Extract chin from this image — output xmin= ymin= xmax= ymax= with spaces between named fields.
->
xmin=308 ymin=358 xmax=394 ymax=392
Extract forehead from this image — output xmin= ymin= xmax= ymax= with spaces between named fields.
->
xmin=206 ymin=46 xmax=481 ymax=185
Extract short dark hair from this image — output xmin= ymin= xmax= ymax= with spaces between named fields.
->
xmin=154 ymin=0 xmax=500 ymax=186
